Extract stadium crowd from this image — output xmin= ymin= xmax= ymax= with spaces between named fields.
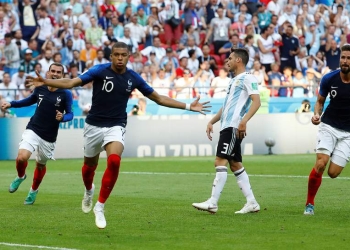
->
xmin=0 ymin=0 xmax=349 ymax=114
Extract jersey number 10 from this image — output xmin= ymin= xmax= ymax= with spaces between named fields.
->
xmin=102 ymin=80 xmax=114 ymax=92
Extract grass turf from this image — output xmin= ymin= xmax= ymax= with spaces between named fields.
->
xmin=0 ymin=155 xmax=349 ymax=250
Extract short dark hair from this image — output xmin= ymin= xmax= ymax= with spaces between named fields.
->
xmin=49 ymin=62 xmax=64 ymax=73
xmin=112 ymin=42 xmax=130 ymax=52
xmin=341 ymin=44 xmax=350 ymax=52
xmin=260 ymin=26 xmax=269 ymax=35
xmin=188 ymin=49 xmax=195 ymax=58
xmin=4 ymin=33 xmax=12 ymax=38
xmin=185 ymin=24 xmax=192 ymax=33
xmin=244 ymin=34 xmax=253 ymax=44
xmin=230 ymin=48 xmax=249 ymax=66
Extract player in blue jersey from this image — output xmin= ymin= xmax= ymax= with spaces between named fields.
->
xmin=304 ymin=44 xmax=350 ymax=215
xmin=26 ymin=42 xmax=211 ymax=229
xmin=192 ymin=48 xmax=261 ymax=214
xmin=1 ymin=63 xmax=73 ymax=205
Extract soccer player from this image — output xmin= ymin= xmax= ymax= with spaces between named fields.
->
xmin=192 ymin=48 xmax=261 ymax=214
xmin=1 ymin=63 xmax=73 ymax=205
xmin=304 ymin=44 xmax=350 ymax=215
xmin=26 ymin=42 xmax=211 ymax=229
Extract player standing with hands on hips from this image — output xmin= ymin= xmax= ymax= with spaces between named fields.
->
xmin=1 ymin=63 xmax=73 ymax=205
xmin=192 ymin=48 xmax=261 ymax=214
xmin=304 ymin=44 xmax=350 ymax=215
xmin=26 ymin=42 xmax=211 ymax=229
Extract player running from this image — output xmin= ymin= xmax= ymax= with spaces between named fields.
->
xmin=1 ymin=63 xmax=73 ymax=205
xmin=26 ymin=42 xmax=211 ymax=229
xmin=192 ymin=48 xmax=261 ymax=214
xmin=304 ymin=44 xmax=350 ymax=215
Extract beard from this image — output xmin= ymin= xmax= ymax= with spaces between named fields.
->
xmin=340 ymin=65 xmax=350 ymax=74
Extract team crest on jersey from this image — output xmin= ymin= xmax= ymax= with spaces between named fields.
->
xmin=251 ymin=82 xmax=258 ymax=90
xmin=126 ymin=79 xmax=132 ymax=92
xmin=55 ymin=96 xmax=61 ymax=107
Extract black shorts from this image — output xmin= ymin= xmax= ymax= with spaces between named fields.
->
xmin=216 ymin=127 xmax=242 ymax=162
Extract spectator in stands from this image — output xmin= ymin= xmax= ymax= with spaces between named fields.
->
xmin=279 ymin=66 xmax=294 ymax=97
xmin=20 ymin=49 xmax=36 ymax=74
xmin=333 ymin=4 xmax=350 ymax=29
xmin=118 ymin=0 xmax=137 ymax=15
xmin=152 ymin=67 xmax=175 ymax=97
xmin=125 ymin=14 xmax=146 ymax=44
xmin=111 ymin=16 xmax=124 ymax=39
xmin=12 ymin=30 xmax=28 ymax=52
xmin=308 ymin=0 xmax=318 ymax=15
xmin=257 ymin=3 xmax=271 ymax=29
xmin=175 ymin=55 xmax=189 ymax=78
xmin=118 ymin=6 xmax=133 ymax=25
xmin=293 ymin=14 xmax=306 ymax=37
xmin=235 ymin=3 xmax=252 ymax=25
xmin=198 ymin=44 xmax=217 ymax=73
xmin=251 ymin=60 xmax=268 ymax=87
xmin=78 ymin=5 xmax=94 ymax=30
xmin=174 ymin=68 xmax=194 ymax=99
xmin=3 ymin=33 xmax=20 ymax=78
xmin=162 ymin=0 xmax=181 ymax=46
xmin=211 ymin=68 xmax=230 ymax=98
xmin=80 ymin=41 xmax=97 ymax=62
xmin=244 ymin=34 xmax=258 ymax=70
xmin=179 ymin=24 xmax=199 ymax=48
xmin=205 ymin=7 xmax=230 ymax=55
xmin=205 ymin=0 xmax=223 ymax=25
xmin=72 ymin=28 xmax=86 ymax=51
xmin=70 ymin=50 xmax=86 ymax=74
xmin=219 ymin=34 xmax=244 ymax=59
xmin=18 ymin=0 xmax=40 ymax=42
xmin=0 ymin=72 xmax=18 ymax=102
xmin=194 ymin=69 xmax=211 ymax=98
xmin=257 ymin=25 xmax=276 ymax=73
xmin=141 ymin=36 xmax=166 ymax=61
xmin=182 ymin=1 xmax=202 ymax=45
xmin=57 ymin=20 xmax=73 ymax=48
xmin=292 ymin=70 xmax=308 ymax=97
xmin=131 ymin=52 xmax=144 ymax=74
xmin=137 ymin=5 xmax=148 ymax=27
xmin=278 ymin=4 xmax=297 ymax=26
xmin=305 ymin=68 xmax=320 ymax=97
xmin=98 ymin=9 xmax=112 ymax=30
xmin=93 ymin=50 xmax=109 ymax=66
xmin=41 ymin=39 xmax=58 ymax=55
xmin=325 ymin=34 xmax=346 ymax=70
xmin=305 ymin=22 xmax=321 ymax=56
xmin=279 ymin=22 xmax=300 ymax=72
xmin=227 ymin=0 xmax=241 ymax=21
xmin=36 ymin=7 xmax=59 ymax=52
xmin=53 ymin=53 xmax=67 ymax=73
xmin=39 ymin=49 xmax=54 ymax=74
xmin=85 ymin=17 xmax=103 ymax=48
xmin=160 ymin=47 xmax=179 ymax=69
xmin=267 ymin=0 xmax=281 ymax=16
xmin=61 ymin=5 xmax=78 ymax=29
xmin=48 ymin=1 xmax=61 ymax=22
xmin=179 ymin=37 xmax=203 ymax=59
xmin=119 ymin=27 xmax=139 ymax=54
xmin=187 ymin=49 xmax=199 ymax=75
xmin=60 ymin=39 xmax=74 ymax=66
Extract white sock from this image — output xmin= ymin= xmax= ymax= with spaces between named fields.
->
xmin=210 ymin=166 xmax=228 ymax=204
xmin=95 ymin=201 xmax=105 ymax=208
xmin=234 ymin=167 xmax=256 ymax=202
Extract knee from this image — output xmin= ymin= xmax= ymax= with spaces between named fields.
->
xmin=314 ymin=158 xmax=328 ymax=173
xmin=107 ymin=154 xmax=121 ymax=170
xmin=17 ymin=153 xmax=29 ymax=163
xmin=327 ymin=170 xmax=339 ymax=179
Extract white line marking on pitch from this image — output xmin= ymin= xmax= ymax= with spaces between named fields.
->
xmin=0 ymin=242 xmax=78 ymax=250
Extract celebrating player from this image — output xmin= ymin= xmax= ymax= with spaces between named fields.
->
xmin=192 ymin=48 xmax=261 ymax=214
xmin=2 ymin=63 xmax=73 ymax=205
xmin=304 ymin=44 xmax=350 ymax=215
xmin=26 ymin=42 xmax=211 ymax=229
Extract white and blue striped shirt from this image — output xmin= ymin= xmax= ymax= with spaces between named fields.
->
xmin=220 ymin=72 xmax=260 ymax=131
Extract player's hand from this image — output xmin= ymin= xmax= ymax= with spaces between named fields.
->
xmin=25 ymin=70 xmax=45 ymax=88
xmin=1 ymin=101 xmax=11 ymax=110
xmin=56 ymin=110 xmax=63 ymax=121
xmin=190 ymin=95 xmax=211 ymax=115
xmin=311 ymin=114 xmax=321 ymax=125
xmin=206 ymin=123 xmax=214 ymax=141
xmin=237 ymin=122 xmax=247 ymax=139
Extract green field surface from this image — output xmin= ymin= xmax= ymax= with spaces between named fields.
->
xmin=1 ymin=155 xmax=350 ymax=250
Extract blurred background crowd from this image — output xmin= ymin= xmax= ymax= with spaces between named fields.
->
xmin=0 ymin=0 xmax=349 ymax=117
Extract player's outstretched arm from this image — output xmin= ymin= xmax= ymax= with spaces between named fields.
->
xmin=311 ymin=94 xmax=326 ymax=125
xmin=26 ymin=70 xmax=83 ymax=89
xmin=147 ymin=91 xmax=211 ymax=115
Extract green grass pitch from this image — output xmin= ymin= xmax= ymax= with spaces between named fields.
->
xmin=0 ymin=155 xmax=350 ymax=250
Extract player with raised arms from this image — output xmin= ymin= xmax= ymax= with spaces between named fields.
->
xmin=192 ymin=48 xmax=261 ymax=214
xmin=1 ymin=63 xmax=73 ymax=205
xmin=304 ymin=44 xmax=350 ymax=215
xmin=26 ymin=42 xmax=211 ymax=229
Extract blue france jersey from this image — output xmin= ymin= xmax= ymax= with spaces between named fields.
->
xmin=319 ymin=69 xmax=350 ymax=132
xmin=79 ymin=63 xmax=154 ymax=127
xmin=10 ymin=86 xmax=74 ymax=142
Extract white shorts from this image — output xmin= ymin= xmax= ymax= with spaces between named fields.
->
xmin=316 ymin=123 xmax=350 ymax=167
xmin=19 ymin=129 xmax=56 ymax=165
xmin=83 ymin=123 xmax=126 ymax=157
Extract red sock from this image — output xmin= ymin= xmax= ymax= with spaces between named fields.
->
xmin=32 ymin=164 xmax=46 ymax=190
xmin=82 ymin=163 xmax=98 ymax=190
xmin=16 ymin=158 xmax=28 ymax=178
xmin=98 ymin=154 xmax=121 ymax=203
xmin=306 ymin=168 xmax=323 ymax=205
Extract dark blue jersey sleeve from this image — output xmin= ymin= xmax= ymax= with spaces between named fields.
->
xmin=319 ymin=71 xmax=333 ymax=97
xmin=78 ymin=64 xmax=107 ymax=85
xmin=132 ymin=71 xmax=154 ymax=96
xmin=62 ymin=90 xmax=74 ymax=122
xmin=10 ymin=89 xmax=37 ymax=108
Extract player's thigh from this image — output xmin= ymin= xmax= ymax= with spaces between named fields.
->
xmin=36 ymin=139 xmax=56 ymax=165
xmin=216 ymin=127 xmax=242 ymax=168
xmin=18 ymin=130 xmax=40 ymax=161
xmin=315 ymin=123 xmax=337 ymax=154
xmin=83 ymin=123 xmax=105 ymax=158
xmin=103 ymin=126 xmax=126 ymax=156
xmin=328 ymin=131 xmax=350 ymax=177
